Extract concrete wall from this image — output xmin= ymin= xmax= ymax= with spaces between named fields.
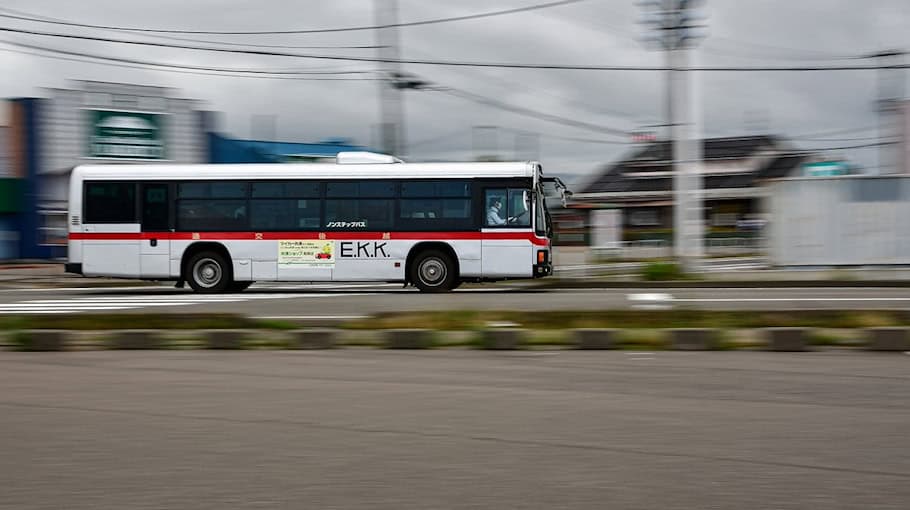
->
xmin=769 ymin=176 xmax=910 ymax=266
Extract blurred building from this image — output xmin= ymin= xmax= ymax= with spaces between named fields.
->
xmin=769 ymin=175 xmax=910 ymax=265
xmin=6 ymin=81 xmax=206 ymax=258
xmin=209 ymin=135 xmax=369 ymax=164
xmin=901 ymin=100 xmax=910 ymax=174
xmin=571 ymin=135 xmax=811 ymax=245
xmin=2 ymin=80 xmax=370 ymax=261
xmin=0 ymin=124 xmax=22 ymax=259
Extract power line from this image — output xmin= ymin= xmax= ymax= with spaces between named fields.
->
xmin=429 ymin=86 xmax=630 ymax=137
xmin=5 ymin=26 xmax=909 ymax=72
xmin=406 ymin=47 xmax=654 ymax=123
xmin=0 ymin=0 xmax=589 ymax=35
xmin=0 ymin=6 xmax=384 ymax=50
xmin=788 ymin=125 xmax=880 ymax=139
xmin=791 ymin=134 xmax=890 ymax=143
xmin=0 ymin=40 xmax=378 ymax=79
xmin=792 ymin=141 xmax=899 ymax=152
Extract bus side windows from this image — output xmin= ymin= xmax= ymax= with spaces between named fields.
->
xmin=177 ymin=200 xmax=248 ymax=231
xmin=398 ymin=180 xmax=473 ymax=230
xmin=84 ymin=182 xmax=137 ymax=223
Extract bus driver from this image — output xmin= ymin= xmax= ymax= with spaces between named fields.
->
xmin=487 ymin=197 xmax=506 ymax=226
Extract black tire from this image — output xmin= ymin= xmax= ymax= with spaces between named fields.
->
xmin=410 ymin=250 xmax=457 ymax=293
xmin=228 ymin=281 xmax=254 ymax=293
xmin=186 ymin=251 xmax=232 ymax=293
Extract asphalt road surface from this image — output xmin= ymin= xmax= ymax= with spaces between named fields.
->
xmin=0 ymin=282 xmax=909 ymax=317
xmin=1 ymin=350 xmax=908 ymax=509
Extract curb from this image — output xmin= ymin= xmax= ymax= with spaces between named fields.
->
xmin=531 ymin=280 xmax=910 ymax=289
xmin=2 ymin=327 xmax=909 ymax=353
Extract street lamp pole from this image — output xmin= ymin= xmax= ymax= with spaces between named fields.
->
xmin=639 ymin=0 xmax=708 ymax=271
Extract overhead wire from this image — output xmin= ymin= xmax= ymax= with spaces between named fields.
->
xmin=427 ymin=85 xmax=630 ymax=137
xmin=0 ymin=0 xmax=589 ymax=35
xmin=405 ymin=47 xmax=654 ymax=124
xmin=4 ymin=26 xmax=909 ymax=72
xmin=0 ymin=39 xmax=379 ymax=80
xmin=0 ymin=5 xmax=384 ymax=50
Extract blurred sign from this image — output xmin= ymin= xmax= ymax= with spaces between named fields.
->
xmin=803 ymin=161 xmax=849 ymax=177
xmin=631 ymin=131 xmax=657 ymax=143
xmin=591 ymin=209 xmax=621 ymax=247
xmin=87 ymin=109 xmax=165 ymax=159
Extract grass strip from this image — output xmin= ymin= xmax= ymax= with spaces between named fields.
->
xmin=345 ymin=310 xmax=910 ymax=331
xmin=0 ymin=314 xmax=297 ymax=331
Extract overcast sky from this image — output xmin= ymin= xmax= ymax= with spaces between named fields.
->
xmin=0 ymin=0 xmax=908 ymax=180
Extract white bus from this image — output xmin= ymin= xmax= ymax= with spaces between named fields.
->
xmin=65 ymin=153 xmax=567 ymax=292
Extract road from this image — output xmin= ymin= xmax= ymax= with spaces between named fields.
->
xmin=0 ymin=350 xmax=907 ymax=509
xmin=0 ymin=282 xmax=909 ymax=317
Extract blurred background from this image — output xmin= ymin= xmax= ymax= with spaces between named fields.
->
xmin=0 ymin=0 xmax=907 ymax=269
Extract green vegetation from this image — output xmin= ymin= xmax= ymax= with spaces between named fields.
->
xmin=347 ymin=310 xmax=908 ymax=331
xmin=641 ymin=261 xmax=687 ymax=281
xmin=0 ymin=314 xmax=296 ymax=331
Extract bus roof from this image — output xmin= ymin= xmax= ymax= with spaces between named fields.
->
xmin=72 ymin=161 xmax=539 ymax=181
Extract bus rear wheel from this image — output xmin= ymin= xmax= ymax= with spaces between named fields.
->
xmin=187 ymin=251 xmax=232 ymax=293
xmin=410 ymin=250 xmax=457 ymax=293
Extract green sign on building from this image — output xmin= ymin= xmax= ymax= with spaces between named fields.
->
xmin=802 ymin=161 xmax=849 ymax=177
xmin=87 ymin=109 xmax=165 ymax=160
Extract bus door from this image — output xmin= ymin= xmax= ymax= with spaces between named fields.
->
xmin=81 ymin=181 xmax=141 ymax=277
xmin=481 ymin=188 xmax=534 ymax=277
xmin=140 ymin=183 xmax=171 ymax=278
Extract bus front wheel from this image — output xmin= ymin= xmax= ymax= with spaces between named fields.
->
xmin=410 ymin=250 xmax=457 ymax=293
xmin=187 ymin=251 xmax=232 ymax=293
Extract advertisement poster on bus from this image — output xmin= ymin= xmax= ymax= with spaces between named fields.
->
xmin=278 ymin=240 xmax=335 ymax=267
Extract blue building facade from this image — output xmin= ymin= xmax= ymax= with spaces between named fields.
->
xmin=208 ymin=134 xmax=370 ymax=164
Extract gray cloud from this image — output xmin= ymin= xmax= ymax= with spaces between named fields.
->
xmin=0 ymin=0 xmax=908 ymax=178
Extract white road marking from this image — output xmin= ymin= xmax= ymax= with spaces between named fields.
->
xmin=674 ymin=297 xmax=910 ymax=302
xmin=627 ymin=293 xmax=674 ymax=302
xmin=253 ymin=315 xmax=369 ymax=320
xmin=0 ymin=286 xmax=165 ymax=293
xmin=0 ymin=292 xmax=374 ymax=315
xmin=627 ymin=293 xmax=674 ymax=310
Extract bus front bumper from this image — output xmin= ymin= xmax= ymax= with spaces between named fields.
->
xmin=534 ymin=263 xmax=552 ymax=278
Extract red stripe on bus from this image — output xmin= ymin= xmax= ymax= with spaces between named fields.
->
xmin=68 ymin=231 xmax=550 ymax=246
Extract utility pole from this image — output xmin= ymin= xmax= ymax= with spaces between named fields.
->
xmin=375 ymin=0 xmax=404 ymax=157
xmin=870 ymin=50 xmax=906 ymax=174
xmin=639 ymin=0 xmax=708 ymax=272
